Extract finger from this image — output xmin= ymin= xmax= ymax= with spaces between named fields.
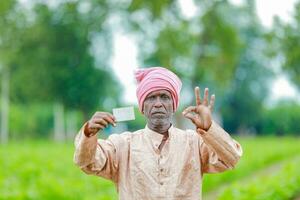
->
xmin=196 ymin=128 xmax=206 ymax=135
xmin=195 ymin=87 xmax=201 ymax=106
xmin=95 ymin=117 xmax=116 ymax=127
xmin=94 ymin=114 xmax=116 ymax=126
xmin=95 ymin=112 xmax=116 ymax=122
xmin=106 ymin=113 xmax=116 ymax=122
xmin=94 ymin=111 xmax=105 ymax=118
xmin=103 ymin=116 xmax=117 ymax=127
xmin=89 ymin=123 xmax=105 ymax=130
xmin=209 ymin=94 xmax=215 ymax=111
xmin=183 ymin=112 xmax=197 ymax=124
xmin=203 ymin=88 xmax=209 ymax=106
xmin=93 ymin=118 xmax=108 ymax=127
xmin=182 ymin=106 xmax=197 ymax=116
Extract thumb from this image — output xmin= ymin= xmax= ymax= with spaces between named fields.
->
xmin=182 ymin=112 xmax=196 ymax=124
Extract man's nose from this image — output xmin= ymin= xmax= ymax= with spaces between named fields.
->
xmin=154 ymin=97 xmax=163 ymax=107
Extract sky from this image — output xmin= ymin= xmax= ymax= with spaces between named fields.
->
xmin=112 ymin=0 xmax=300 ymax=105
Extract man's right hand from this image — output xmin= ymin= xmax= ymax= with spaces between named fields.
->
xmin=84 ymin=112 xmax=116 ymax=137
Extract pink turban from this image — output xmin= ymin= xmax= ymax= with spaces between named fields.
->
xmin=135 ymin=67 xmax=182 ymax=112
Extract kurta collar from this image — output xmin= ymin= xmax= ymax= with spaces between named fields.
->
xmin=144 ymin=124 xmax=174 ymax=146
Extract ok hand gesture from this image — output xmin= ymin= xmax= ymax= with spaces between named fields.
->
xmin=182 ymin=87 xmax=215 ymax=134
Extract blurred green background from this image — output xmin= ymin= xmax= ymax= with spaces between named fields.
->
xmin=0 ymin=0 xmax=300 ymax=199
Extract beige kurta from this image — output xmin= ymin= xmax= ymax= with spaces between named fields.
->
xmin=74 ymin=121 xmax=243 ymax=200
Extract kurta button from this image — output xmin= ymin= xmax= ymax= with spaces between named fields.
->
xmin=160 ymin=168 xmax=163 ymax=172
xmin=160 ymin=182 xmax=163 ymax=185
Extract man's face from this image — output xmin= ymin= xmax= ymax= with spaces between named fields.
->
xmin=143 ymin=90 xmax=173 ymax=126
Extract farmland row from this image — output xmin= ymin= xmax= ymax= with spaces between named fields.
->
xmin=217 ymin=155 xmax=300 ymax=199
xmin=203 ymin=136 xmax=300 ymax=192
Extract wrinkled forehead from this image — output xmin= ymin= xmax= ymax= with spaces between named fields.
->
xmin=146 ymin=89 xmax=172 ymax=97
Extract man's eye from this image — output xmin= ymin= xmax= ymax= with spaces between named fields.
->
xmin=161 ymin=95 xmax=170 ymax=100
xmin=148 ymin=96 xmax=156 ymax=101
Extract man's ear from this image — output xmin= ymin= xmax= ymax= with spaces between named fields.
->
xmin=142 ymin=103 xmax=145 ymax=114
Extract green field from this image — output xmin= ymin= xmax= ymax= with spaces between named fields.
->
xmin=1 ymin=136 xmax=300 ymax=200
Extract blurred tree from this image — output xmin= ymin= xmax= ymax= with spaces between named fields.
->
xmin=0 ymin=64 xmax=9 ymax=143
xmin=221 ymin=0 xmax=273 ymax=134
xmin=2 ymin=1 xmax=121 ymax=140
xmin=273 ymin=1 xmax=300 ymax=91
xmin=0 ymin=0 xmax=25 ymax=143
xmin=261 ymin=100 xmax=300 ymax=135
xmin=13 ymin=2 xmax=119 ymax=113
xmin=125 ymin=0 xmax=242 ymax=91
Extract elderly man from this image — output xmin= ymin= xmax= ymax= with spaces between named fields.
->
xmin=74 ymin=67 xmax=242 ymax=200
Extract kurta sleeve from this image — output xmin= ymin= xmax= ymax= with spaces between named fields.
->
xmin=73 ymin=124 xmax=123 ymax=182
xmin=199 ymin=121 xmax=243 ymax=174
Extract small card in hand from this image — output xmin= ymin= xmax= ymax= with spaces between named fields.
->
xmin=113 ymin=106 xmax=135 ymax=122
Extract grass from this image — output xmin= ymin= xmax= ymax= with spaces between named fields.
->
xmin=0 ymin=141 xmax=117 ymax=200
xmin=218 ymin=156 xmax=300 ymax=200
xmin=203 ymin=136 xmax=300 ymax=192
xmin=1 ymin=136 xmax=300 ymax=199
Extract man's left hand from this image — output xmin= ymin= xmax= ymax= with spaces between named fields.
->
xmin=182 ymin=87 xmax=215 ymax=134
